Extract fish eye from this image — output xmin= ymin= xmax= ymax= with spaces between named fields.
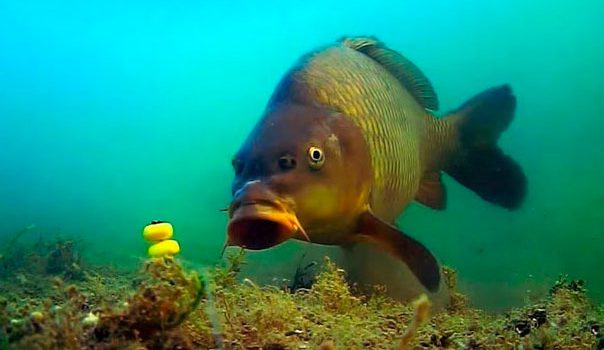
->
xmin=278 ymin=155 xmax=297 ymax=171
xmin=232 ymin=158 xmax=243 ymax=175
xmin=307 ymin=146 xmax=325 ymax=170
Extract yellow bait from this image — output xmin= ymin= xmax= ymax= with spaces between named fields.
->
xmin=148 ymin=239 xmax=180 ymax=257
xmin=143 ymin=221 xmax=173 ymax=242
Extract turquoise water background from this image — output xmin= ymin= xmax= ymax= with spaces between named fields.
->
xmin=1 ymin=0 xmax=602 ymax=311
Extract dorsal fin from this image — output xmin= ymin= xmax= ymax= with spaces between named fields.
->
xmin=339 ymin=36 xmax=439 ymax=111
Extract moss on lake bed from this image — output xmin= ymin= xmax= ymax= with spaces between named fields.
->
xmin=0 ymin=236 xmax=602 ymax=350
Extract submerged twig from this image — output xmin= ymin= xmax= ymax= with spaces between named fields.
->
xmin=397 ymin=294 xmax=432 ymax=350
xmin=201 ymin=268 xmax=225 ymax=350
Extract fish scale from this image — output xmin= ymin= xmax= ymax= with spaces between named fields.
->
xmin=291 ymin=45 xmax=432 ymax=221
xmin=228 ymin=36 xmax=526 ymax=296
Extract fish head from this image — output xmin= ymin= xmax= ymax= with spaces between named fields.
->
xmin=226 ymin=102 xmax=372 ymax=250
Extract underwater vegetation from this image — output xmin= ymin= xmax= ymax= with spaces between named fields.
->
xmin=0 ymin=226 xmax=603 ymax=349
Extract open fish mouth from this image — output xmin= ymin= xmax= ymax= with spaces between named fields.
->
xmin=226 ymin=200 xmax=305 ymax=250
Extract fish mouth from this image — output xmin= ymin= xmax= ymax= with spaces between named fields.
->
xmin=227 ymin=200 xmax=305 ymax=250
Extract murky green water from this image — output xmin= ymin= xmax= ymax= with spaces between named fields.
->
xmin=1 ymin=0 xmax=602 ymax=312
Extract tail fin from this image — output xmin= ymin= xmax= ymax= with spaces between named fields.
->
xmin=444 ymin=85 xmax=527 ymax=210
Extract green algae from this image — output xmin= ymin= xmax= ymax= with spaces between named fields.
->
xmin=0 ymin=235 xmax=602 ymax=349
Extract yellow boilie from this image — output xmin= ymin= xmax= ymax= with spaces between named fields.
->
xmin=142 ymin=221 xmax=180 ymax=257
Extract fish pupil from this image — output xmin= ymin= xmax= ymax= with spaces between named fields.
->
xmin=312 ymin=150 xmax=321 ymax=160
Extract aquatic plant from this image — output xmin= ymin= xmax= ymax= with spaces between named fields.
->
xmin=1 ymin=226 xmax=84 ymax=283
xmin=289 ymin=252 xmax=319 ymax=291
xmin=0 ymin=236 xmax=602 ymax=349
xmin=89 ymin=256 xmax=204 ymax=348
xmin=1 ymin=255 xmax=205 ymax=349
xmin=44 ymin=240 xmax=84 ymax=280
xmin=0 ymin=225 xmax=36 ymax=278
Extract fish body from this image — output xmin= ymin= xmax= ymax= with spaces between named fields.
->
xmin=269 ymin=38 xmax=455 ymax=222
xmin=226 ymin=36 xmax=527 ymax=294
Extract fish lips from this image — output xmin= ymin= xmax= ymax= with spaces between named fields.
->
xmin=226 ymin=200 xmax=302 ymax=250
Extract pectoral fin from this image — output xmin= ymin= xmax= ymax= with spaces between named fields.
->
xmin=353 ymin=210 xmax=441 ymax=292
